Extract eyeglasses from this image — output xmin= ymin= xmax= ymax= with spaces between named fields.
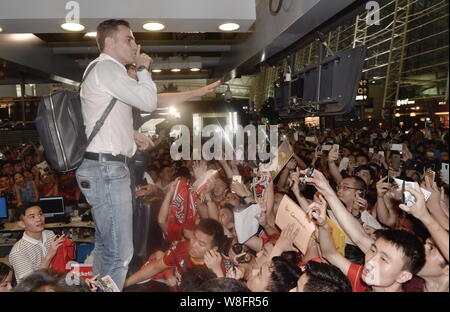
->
xmin=336 ymin=184 xmax=364 ymax=192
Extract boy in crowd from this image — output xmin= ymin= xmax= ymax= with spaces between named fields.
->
xmin=9 ymin=205 xmax=65 ymax=283
xmin=124 ymin=218 xmax=227 ymax=290
xmin=305 ymin=170 xmax=426 ymax=292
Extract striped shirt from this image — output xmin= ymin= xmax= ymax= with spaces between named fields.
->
xmin=9 ymin=230 xmax=55 ymax=283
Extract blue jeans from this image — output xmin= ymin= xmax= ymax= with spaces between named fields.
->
xmin=76 ymin=158 xmax=133 ymax=290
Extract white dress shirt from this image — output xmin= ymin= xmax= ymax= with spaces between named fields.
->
xmin=81 ymin=53 xmax=157 ymax=157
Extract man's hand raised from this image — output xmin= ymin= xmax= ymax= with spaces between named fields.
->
xmin=134 ymin=44 xmax=152 ymax=70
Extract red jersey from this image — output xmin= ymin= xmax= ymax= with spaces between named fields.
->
xmin=347 ymin=263 xmax=368 ymax=292
xmin=166 ymin=179 xmax=198 ymax=244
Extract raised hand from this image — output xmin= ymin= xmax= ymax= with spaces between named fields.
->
xmin=192 ymin=160 xmax=207 ymax=180
xmin=399 ymin=184 xmax=428 ymax=220
xmin=134 ymin=131 xmax=154 ymax=151
xmin=47 ymin=234 xmax=65 ymax=259
xmin=273 ymin=223 xmax=300 ymax=253
xmin=301 ymin=168 xmax=333 ymax=194
xmin=307 ymin=194 xmax=327 ymax=226
xmin=328 ymin=145 xmax=339 ymax=162
xmin=376 ymin=176 xmax=390 ymax=197
xmin=134 ymin=44 xmax=152 ymax=69
xmin=204 ymin=249 xmax=223 ymax=275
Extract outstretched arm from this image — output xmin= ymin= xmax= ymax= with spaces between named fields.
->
xmin=303 ymin=169 xmax=374 ymax=253
xmin=124 ymin=257 xmax=170 ymax=288
xmin=400 ymin=185 xmax=449 ymax=262
xmin=157 ymin=81 xmax=220 ymax=107
xmin=307 ymin=197 xmax=352 ymax=275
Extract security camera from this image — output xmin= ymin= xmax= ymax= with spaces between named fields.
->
xmin=224 ymin=84 xmax=232 ymax=103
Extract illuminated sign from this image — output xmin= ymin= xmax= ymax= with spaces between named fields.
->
xmin=356 ymin=79 xmax=369 ymax=101
xmin=396 ymin=99 xmax=415 ymax=106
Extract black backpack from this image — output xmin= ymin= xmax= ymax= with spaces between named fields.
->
xmin=35 ymin=62 xmax=117 ymax=172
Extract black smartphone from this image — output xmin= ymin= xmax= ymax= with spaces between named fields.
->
xmin=392 ymin=154 xmax=401 ymax=171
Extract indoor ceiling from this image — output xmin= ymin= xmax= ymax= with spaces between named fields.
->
xmin=0 ymin=0 xmax=360 ymax=86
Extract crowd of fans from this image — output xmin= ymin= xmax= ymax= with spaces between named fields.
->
xmin=0 ymin=122 xmax=448 ymax=292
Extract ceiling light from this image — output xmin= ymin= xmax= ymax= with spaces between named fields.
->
xmin=10 ymin=33 xmax=36 ymax=41
xmin=85 ymin=32 xmax=97 ymax=37
xmin=395 ymin=113 xmax=401 ymax=117
xmin=61 ymin=23 xmax=85 ymax=31
xmin=171 ymin=68 xmax=181 ymax=72
xmin=152 ymin=69 xmax=162 ymax=73
xmin=410 ymin=112 xmax=416 ymax=117
xmin=190 ymin=68 xmax=201 ymax=72
xmin=0 ymin=27 xmax=3 ymax=32
xmin=219 ymin=23 xmax=240 ymax=31
xmin=143 ymin=22 xmax=165 ymax=31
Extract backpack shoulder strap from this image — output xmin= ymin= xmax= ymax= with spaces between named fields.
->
xmin=80 ymin=59 xmax=118 ymax=148
xmin=78 ymin=61 xmax=99 ymax=92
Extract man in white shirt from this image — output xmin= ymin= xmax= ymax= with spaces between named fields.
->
xmin=76 ymin=19 xmax=219 ymax=290
xmin=9 ymin=205 xmax=64 ymax=283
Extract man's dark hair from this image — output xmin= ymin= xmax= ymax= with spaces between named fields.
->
xmin=303 ymin=261 xmax=352 ymax=292
xmin=15 ymin=203 xmax=40 ymax=221
xmin=198 ymin=277 xmax=250 ymax=292
xmin=354 ymin=165 xmax=376 ymax=182
xmin=280 ymin=251 xmax=300 ymax=267
xmin=96 ymin=19 xmax=131 ymax=52
xmin=180 ymin=266 xmax=217 ymax=292
xmin=197 ymin=218 xmax=225 ymax=248
xmin=375 ymin=229 xmax=425 ymax=275
xmin=175 ymin=167 xmax=192 ymax=181
xmin=349 ymin=175 xmax=367 ymax=191
xmin=14 ymin=269 xmax=91 ymax=292
xmin=0 ymin=262 xmax=14 ymax=288
xmin=356 ymin=153 xmax=370 ymax=163
xmin=266 ymin=256 xmax=301 ymax=292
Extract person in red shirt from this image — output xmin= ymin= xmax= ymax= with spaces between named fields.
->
xmin=123 ymin=218 xmax=226 ymax=290
xmin=307 ymin=193 xmax=425 ymax=292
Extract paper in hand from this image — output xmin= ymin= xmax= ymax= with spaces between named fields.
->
xmin=394 ymin=178 xmax=431 ymax=207
xmin=233 ymin=204 xmax=261 ymax=244
xmin=192 ymin=169 xmax=219 ymax=195
xmin=97 ymin=275 xmax=120 ymax=292
xmin=275 ymin=195 xmax=316 ymax=254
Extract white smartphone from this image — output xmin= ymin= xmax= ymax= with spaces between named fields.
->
xmin=391 ymin=144 xmax=403 ymax=151
xmin=369 ymin=148 xmax=374 ymax=153
xmin=305 ymin=136 xmax=316 ymax=143
xmin=442 ymin=163 xmax=449 ymax=181
xmin=378 ymin=151 xmax=385 ymax=157
xmin=333 ymin=144 xmax=340 ymax=153
xmin=339 ymin=157 xmax=350 ymax=171
xmin=321 ymin=145 xmax=332 ymax=151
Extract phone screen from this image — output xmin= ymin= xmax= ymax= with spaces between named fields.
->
xmin=441 ymin=163 xmax=449 ymax=181
xmin=392 ymin=154 xmax=401 ymax=171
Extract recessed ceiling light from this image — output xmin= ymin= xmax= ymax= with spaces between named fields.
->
xmin=143 ymin=22 xmax=165 ymax=31
xmin=10 ymin=33 xmax=36 ymax=41
xmin=219 ymin=23 xmax=240 ymax=31
xmin=0 ymin=27 xmax=3 ymax=32
xmin=61 ymin=23 xmax=85 ymax=31
xmin=152 ymin=69 xmax=162 ymax=73
xmin=190 ymin=68 xmax=201 ymax=72
xmin=85 ymin=32 xmax=97 ymax=37
xmin=171 ymin=68 xmax=181 ymax=72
